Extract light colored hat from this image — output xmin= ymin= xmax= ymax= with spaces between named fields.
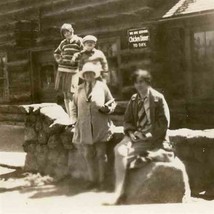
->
xmin=60 ymin=23 xmax=74 ymax=37
xmin=82 ymin=35 xmax=97 ymax=43
xmin=79 ymin=62 xmax=101 ymax=79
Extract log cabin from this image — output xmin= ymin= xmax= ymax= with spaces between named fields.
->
xmin=0 ymin=0 xmax=214 ymax=129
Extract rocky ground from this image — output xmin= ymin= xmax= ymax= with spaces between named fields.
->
xmin=1 ymin=124 xmax=214 ymax=214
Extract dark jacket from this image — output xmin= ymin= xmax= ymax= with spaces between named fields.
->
xmin=123 ymin=87 xmax=170 ymax=147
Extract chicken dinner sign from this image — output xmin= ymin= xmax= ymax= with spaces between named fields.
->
xmin=128 ymin=27 xmax=150 ymax=49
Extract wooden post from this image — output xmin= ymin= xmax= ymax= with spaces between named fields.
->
xmin=184 ymin=23 xmax=193 ymax=99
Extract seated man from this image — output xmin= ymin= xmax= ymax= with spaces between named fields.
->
xmin=111 ymin=69 xmax=170 ymax=204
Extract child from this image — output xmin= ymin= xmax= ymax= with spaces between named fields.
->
xmin=71 ymin=62 xmax=116 ymax=190
xmin=54 ymin=23 xmax=83 ymax=117
xmin=71 ymin=35 xmax=109 ymax=82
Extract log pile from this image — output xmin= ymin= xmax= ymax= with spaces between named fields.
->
xmin=22 ymin=103 xmax=87 ymax=181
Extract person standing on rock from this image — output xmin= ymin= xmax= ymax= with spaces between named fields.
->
xmin=70 ymin=62 xmax=116 ymax=190
xmin=54 ymin=23 xmax=83 ymax=118
xmin=108 ymin=69 xmax=170 ymax=204
xmin=71 ymin=35 xmax=109 ymax=83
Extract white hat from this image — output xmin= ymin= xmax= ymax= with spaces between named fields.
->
xmin=79 ymin=62 xmax=101 ymax=79
xmin=82 ymin=35 xmax=97 ymax=43
xmin=60 ymin=23 xmax=73 ymax=37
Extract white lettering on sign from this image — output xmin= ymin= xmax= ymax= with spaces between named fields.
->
xmin=129 ymin=35 xmax=149 ymax=43
xmin=138 ymin=30 xmax=148 ymax=34
xmin=138 ymin=42 xmax=146 ymax=47
xmin=128 ymin=27 xmax=149 ymax=48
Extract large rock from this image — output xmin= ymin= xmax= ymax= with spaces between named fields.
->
xmin=124 ymin=157 xmax=190 ymax=204
xmin=24 ymin=153 xmax=39 ymax=172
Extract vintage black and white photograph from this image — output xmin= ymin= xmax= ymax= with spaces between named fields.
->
xmin=0 ymin=0 xmax=214 ymax=213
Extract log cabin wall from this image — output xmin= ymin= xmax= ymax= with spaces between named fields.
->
xmin=154 ymin=12 xmax=214 ymax=129
xmin=0 ymin=0 xmax=178 ymax=104
xmin=1 ymin=0 xmax=213 ymax=129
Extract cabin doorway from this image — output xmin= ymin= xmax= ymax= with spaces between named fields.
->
xmin=30 ymin=49 xmax=57 ymax=103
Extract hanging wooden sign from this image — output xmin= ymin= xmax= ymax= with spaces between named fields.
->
xmin=128 ymin=27 xmax=149 ymax=48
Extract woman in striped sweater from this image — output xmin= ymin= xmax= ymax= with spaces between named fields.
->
xmin=54 ymin=23 xmax=83 ymax=117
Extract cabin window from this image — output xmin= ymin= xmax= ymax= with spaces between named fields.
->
xmin=30 ymin=49 xmax=57 ymax=102
xmin=0 ymin=53 xmax=9 ymax=102
xmin=192 ymin=30 xmax=214 ymax=98
xmin=15 ymin=20 xmax=39 ymax=47
xmin=40 ymin=64 xmax=55 ymax=89
xmin=193 ymin=30 xmax=214 ymax=63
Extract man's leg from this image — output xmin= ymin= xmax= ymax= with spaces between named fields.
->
xmin=114 ymin=136 xmax=131 ymax=200
xmin=71 ymin=72 xmax=79 ymax=90
xmin=114 ymin=138 xmax=152 ymax=202
xmin=81 ymin=145 xmax=97 ymax=185
xmin=95 ymin=142 xmax=107 ymax=189
xmin=63 ymin=91 xmax=73 ymax=118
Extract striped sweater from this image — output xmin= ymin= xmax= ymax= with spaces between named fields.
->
xmin=54 ymin=35 xmax=83 ymax=72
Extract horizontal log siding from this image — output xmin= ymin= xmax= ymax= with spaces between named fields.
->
xmin=0 ymin=0 xmax=177 ymax=104
xmin=0 ymin=0 xmax=154 ymax=45
xmin=7 ymin=59 xmax=29 ymax=68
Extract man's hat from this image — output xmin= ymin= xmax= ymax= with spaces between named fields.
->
xmin=82 ymin=35 xmax=97 ymax=43
xmin=60 ymin=23 xmax=74 ymax=37
xmin=79 ymin=62 xmax=101 ymax=79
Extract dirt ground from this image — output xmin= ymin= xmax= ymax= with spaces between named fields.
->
xmin=1 ymin=165 xmax=214 ymax=214
xmin=1 ymin=124 xmax=214 ymax=214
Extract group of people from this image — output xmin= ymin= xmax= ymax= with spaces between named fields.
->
xmin=54 ymin=23 xmax=171 ymax=205
xmin=54 ymin=23 xmax=116 ymax=191
xmin=53 ymin=23 xmax=109 ymax=118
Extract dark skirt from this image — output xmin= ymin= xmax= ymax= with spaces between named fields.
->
xmin=55 ymin=70 xmax=79 ymax=93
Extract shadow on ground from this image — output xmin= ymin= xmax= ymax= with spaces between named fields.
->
xmin=1 ymin=165 xmax=214 ymax=205
xmin=0 ymin=166 xmax=114 ymax=200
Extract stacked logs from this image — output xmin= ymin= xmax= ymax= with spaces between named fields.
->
xmin=22 ymin=103 xmax=87 ymax=181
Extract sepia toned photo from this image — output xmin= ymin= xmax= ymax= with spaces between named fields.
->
xmin=0 ymin=0 xmax=214 ymax=213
